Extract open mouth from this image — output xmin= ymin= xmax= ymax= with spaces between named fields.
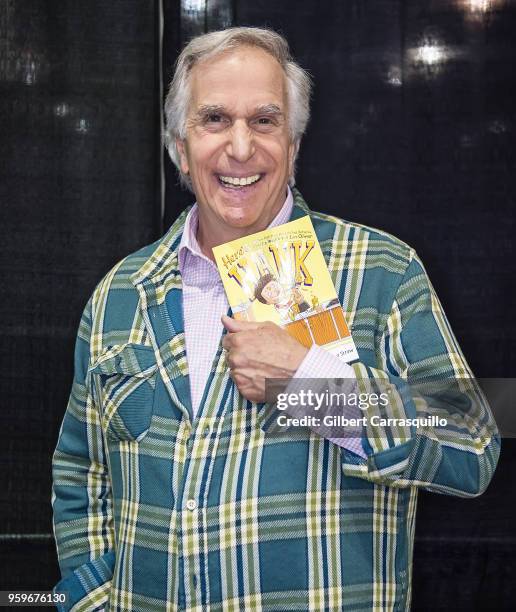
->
xmin=217 ymin=173 xmax=263 ymax=189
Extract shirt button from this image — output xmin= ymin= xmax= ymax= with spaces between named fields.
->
xmin=186 ymin=499 xmax=197 ymax=511
xmin=202 ymin=427 xmax=210 ymax=438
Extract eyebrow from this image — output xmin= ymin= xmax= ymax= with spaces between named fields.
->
xmin=254 ymin=104 xmax=284 ymax=117
xmin=194 ymin=103 xmax=285 ymax=118
xmin=195 ymin=104 xmax=226 ymax=118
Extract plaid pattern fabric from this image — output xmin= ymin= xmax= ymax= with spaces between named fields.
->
xmin=177 ymin=187 xmax=292 ymax=417
xmin=52 ymin=189 xmax=500 ymax=611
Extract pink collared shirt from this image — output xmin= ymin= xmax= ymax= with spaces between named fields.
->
xmin=178 ymin=187 xmax=365 ymax=457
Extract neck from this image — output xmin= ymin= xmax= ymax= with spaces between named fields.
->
xmin=196 ymin=219 xmax=270 ymax=262
xmin=196 ymin=221 xmax=228 ymax=262
xmin=195 ymin=190 xmax=289 ymax=261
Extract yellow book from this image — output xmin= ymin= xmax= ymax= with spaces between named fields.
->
xmin=213 ymin=216 xmax=359 ymax=364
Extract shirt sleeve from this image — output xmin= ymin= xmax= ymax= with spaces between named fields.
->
xmin=294 ymin=344 xmax=356 ymax=380
xmin=291 ymin=345 xmax=366 ymax=458
xmin=51 ymin=297 xmax=115 ymax=611
xmin=340 ymin=250 xmax=500 ymax=497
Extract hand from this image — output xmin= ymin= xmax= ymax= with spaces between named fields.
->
xmin=221 ymin=315 xmax=309 ymax=403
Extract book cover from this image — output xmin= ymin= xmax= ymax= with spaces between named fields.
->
xmin=212 ymin=216 xmax=359 ymax=363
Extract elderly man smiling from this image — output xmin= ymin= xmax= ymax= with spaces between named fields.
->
xmin=52 ymin=27 xmax=499 ymax=612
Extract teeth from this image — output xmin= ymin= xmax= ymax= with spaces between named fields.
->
xmin=219 ymin=174 xmax=261 ymax=186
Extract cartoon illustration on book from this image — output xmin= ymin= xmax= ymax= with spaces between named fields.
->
xmin=253 ymin=273 xmax=311 ymax=324
xmin=213 ymin=216 xmax=359 ymax=363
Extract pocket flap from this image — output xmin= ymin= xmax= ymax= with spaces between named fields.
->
xmin=89 ymin=344 xmax=158 ymax=377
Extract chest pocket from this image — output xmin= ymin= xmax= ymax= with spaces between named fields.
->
xmin=89 ymin=344 xmax=158 ymax=442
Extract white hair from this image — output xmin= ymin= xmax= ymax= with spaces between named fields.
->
xmin=163 ymin=27 xmax=312 ymax=190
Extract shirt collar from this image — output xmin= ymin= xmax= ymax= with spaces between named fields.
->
xmin=178 ymin=185 xmax=294 ymax=274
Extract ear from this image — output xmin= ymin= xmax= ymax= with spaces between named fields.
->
xmin=175 ymin=138 xmax=190 ymax=175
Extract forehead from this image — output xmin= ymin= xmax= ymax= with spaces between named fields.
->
xmin=189 ymin=46 xmax=287 ymax=112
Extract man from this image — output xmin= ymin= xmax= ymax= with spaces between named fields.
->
xmin=52 ymin=27 xmax=500 ymax=611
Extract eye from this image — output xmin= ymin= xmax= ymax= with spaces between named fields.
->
xmin=199 ymin=112 xmax=230 ymax=131
xmin=255 ymin=116 xmax=278 ymax=127
xmin=200 ymin=113 xmax=230 ymax=129
xmin=253 ymin=115 xmax=279 ymax=131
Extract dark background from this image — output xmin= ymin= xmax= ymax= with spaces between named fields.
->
xmin=1 ymin=0 xmax=515 ymax=609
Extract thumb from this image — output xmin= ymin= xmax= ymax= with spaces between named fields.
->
xmin=221 ymin=314 xmax=260 ymax=332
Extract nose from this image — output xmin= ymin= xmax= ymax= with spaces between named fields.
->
xmin=225 ymin=120 xmax=255 ymax=163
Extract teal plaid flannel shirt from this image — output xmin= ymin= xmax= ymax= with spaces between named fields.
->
xmin=52 ymin=189 xmax=500 ymax=611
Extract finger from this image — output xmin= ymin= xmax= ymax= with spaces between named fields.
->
xmin=239 ymin=359 xmax=295 ymax=380
xmin=222 ymin=334 xmax=232 ymax=350
xmin=223 ymin=336 xmax=246 ymax=355
xmin=221 ymin=315 xmax=262 ymax=333
xmin=231 ymin=371 xmax=252 ymax=386
xmin=226 ymin=351 xmax=248 ymax=369
xmin=231 ymin=372 xmax=262 ymax=395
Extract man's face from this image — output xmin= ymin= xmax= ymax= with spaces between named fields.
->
xmin=260 ymin=279 xmax=283 ymax=305
xmin=176 ymin=46 xmax=296 ymax=242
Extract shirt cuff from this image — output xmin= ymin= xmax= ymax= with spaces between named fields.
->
xmin=291 ymin=345 xmax=366 ymax=458
xmin=294 ymin=344 xmax=356 ymax=380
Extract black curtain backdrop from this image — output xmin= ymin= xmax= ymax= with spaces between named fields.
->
xmin=0 ymin=0 xmax=161 ymax=593
xmin=1 ymin=1 xmax=515 ymax=610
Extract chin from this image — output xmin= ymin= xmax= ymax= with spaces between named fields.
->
xmin=221 ymin=210 xmax=262 ymax=229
